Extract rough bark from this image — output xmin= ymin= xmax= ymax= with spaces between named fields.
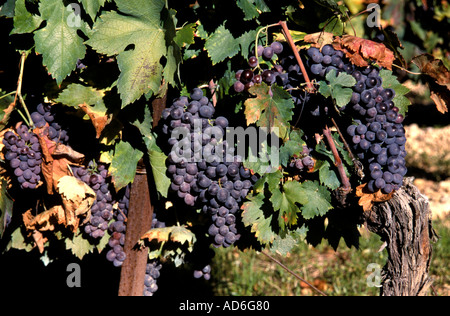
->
xmin=364 ymin=177 xmax=438 ymax=296
xmin=118 ymin=170 xmax=154 ymax=296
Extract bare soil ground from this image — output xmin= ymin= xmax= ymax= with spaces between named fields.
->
xmin=405 ymin=124 xmax=450 ymax=219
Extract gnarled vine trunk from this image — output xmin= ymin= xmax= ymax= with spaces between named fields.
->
xmin=364 ymin=177 xmax=438 ymax=296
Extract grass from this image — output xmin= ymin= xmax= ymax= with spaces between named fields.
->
xmin=210 ymin=215 xmax=450 ymax=296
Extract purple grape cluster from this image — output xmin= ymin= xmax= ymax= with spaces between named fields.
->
xmin=288 ymin=145 xmax=315 ymax=173
xmin=193 ymin=264 xmax=211 ymax=280
xmin=161 ymin=88 xmax=258 ymax=248
xmin=31 ymin=103 xmax=69 ymax=143
xmin=3 ymin=125 xmax=42 ymax=189
xmin=144 ymin=260 xmax=162 ymax=296
xmin=106 ymin=185 xmax=130 ymax=267
xmin=233 ymin=41 xmax=284 ymax=92
xmin=304 ymin=45 xmax=407 ymax=193
xmin=72 ymin=161 xmax=115 ymax=239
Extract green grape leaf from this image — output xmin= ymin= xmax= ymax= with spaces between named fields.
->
xmin=245 ymin=83 xmax=295 ymax=139
xmin=11 ymin=0 xmax=43 ymax=34
xmin=298 ymin=181 xmax=333 ymax=219
xmin=319 ymin=69 xmax=356 ymax=107
xmin=174 ymin=22 xmax=196 ymax=48
xmin=149 ymin=147 xmax=170 ymax=198
xmin=0 ymin=0 xmax=15 ymax=17
xmin=77 ymin=0 xmax=106 ymax=21
xmin=270 ymin=180 xmax=303 ymax=229
xmin=279 ymin=129 xmax=306 ymax=167
xmin=270 ymin=225 xmax=308 ymax=256
xmin=236 ymin=0 xmax=259 ymax=21
xmin=379 ymin=69 xmax=411 ymax=115
xmin=109 ymin=140 xmax=144 ymax=191
xmin=237 ymin=29 xmax=258 ymax=60
xmin=56 ymin=83 xmax=106 ymax=109
xmin=318 ymin=160 xmax=340 ymax=190
xmin=204 ymin=23 xmax=240 ymax=65
xmin=252 ymin=169 xmax=283 ymax=194
xmin=65 ymin=231 xmax=95 ymax=260
xmin=241 ymin=193 xmax=277 ymax=244
xmin=86 ymin=0 xmax=168 ymax=107
xmin=34 ymin=0 xmax=87 ymax=86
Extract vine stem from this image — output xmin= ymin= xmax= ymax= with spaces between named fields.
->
xmin=261 ymin=251 xmax=327 ymax=296
xmin=322 ymin=125 xmax=351 ymax=192
xmin=13 ymin=52 xmax=34 ymax=128
xmin=331 ymin=117 xmax=364 ymax=179
xmin=278 ymin=21 xmax=315 ymax=93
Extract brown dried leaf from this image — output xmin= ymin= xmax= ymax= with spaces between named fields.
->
xmin=32 ymin=230 xmax=47 ymax=253
xmin=79 ymin=102 xmax=109 ymax=139
xmin=57 ymin=176 xmax=96 ymax=232
xmin=355 ymin=183 xmax=394 ymax=212
xmin=412 ymin=54 xmax=450 ymax=88
xmin=304 ymin=32 xmax=334 ymax=49
xmin=140 ymin=227 xmax=172 ymax=243
xmin=412 ymin=54 xmax=450 ymax=114
xmin=332 ymin=35 xmax=395 ymax=70
xmin=34 ymin=126 xmax=85 ymax=194
xmin=22 ymin=207 xmax=64 ymax=232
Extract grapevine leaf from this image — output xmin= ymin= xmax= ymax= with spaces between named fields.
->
xmin=204 ymin=23 xmax=240 ymax=65
xmin=170 ymin=226 xmax=196 ymax=246
xmin=355 ymin=183 xmax=394 ymax=212
xmin=86 ymin=0 xmax=167 ymax=107
xmin=109 ymin=140 xmax=144 ymax=191
xmin=149 ymin=149 xmax=170 ymax=198
xmin=9 ymin=227 xmax=34 ymax=252
xmin=252 ymin=169 xmax=283 ymax=194
xmin=236 ymin=0 xmax=259 ymax=21
xmin=318 ymin=160 xmax=340 ymax=190
xmin=56 ymin=83 xmax=110 ymax=138
xmin=0 ymin=0 xmax=15 ymax=17
xmin=379 ymin=69 xmax=411 ymax=115
xmin=140 ymin=225 xmax=196 ymax=247
xmin=65 ymin=231 xmax=95 ymax=260
xmin=77 ymin=0 xmax=106 ymax=21
xmin=298 ymin=181 xmax=333 ymax=219
xmin=326 ymin=70 xmax=356 ymax=88
xmin=320 ymin=69 xmax=356 ymax=107
xmin=34 ymin=0 xmax=87 ymax=86
xmin=173 ymin=22 xmax=196 ymax=48
xmin=11 ymin=0 xmax=43 ymax=34
xmin=241 ymin=193 xmax=277 ymax=244
xmin=270 ymin=180 xmax=303 ymax=229
xmin=0 ymin=178 xmax=13 ymax=238
xmin=237 ymin=30 xmax=258 ymax=60
xmin=333 ymin=35 xmax=395 ymax=70
xmin=0 ymin=90 xmax=15 ymax=131
xmin=130 ymin=105 xmax=170 ymax=198
xmin=412 ymin=53 xmax=450 ymax=114
xmin=279 ymin=129 xmax=306 ymax=167
xmin=332 ymin=85 xmax=354 ymax=108
xmin=245 ymin=83 xmax=294 ymax=139
xmin=270 ymin=225 xmax=308 ymax=256
xmin=56 ymin=83 xmax=106 ymax=108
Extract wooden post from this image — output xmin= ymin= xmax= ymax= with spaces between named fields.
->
xmin=364 ymin=177 xmax=438 ymax=296
xmin=118 ymin=96 xmax=167 ymax=296
xmin=118 ymin=169 xmax=153 ymax=296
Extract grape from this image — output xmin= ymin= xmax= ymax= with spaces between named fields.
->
xmin=240 ymin=69 xmax=254 ymax=83
xmin=263 ymin=46 xmax=274 ymax=60
xmin=271 ymin=41 xmax=283 ymax=54
xmin=248 ymin=56 xmax=258 ymax=68
xmin=233 ymin=81 xmax=245 ymax=93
